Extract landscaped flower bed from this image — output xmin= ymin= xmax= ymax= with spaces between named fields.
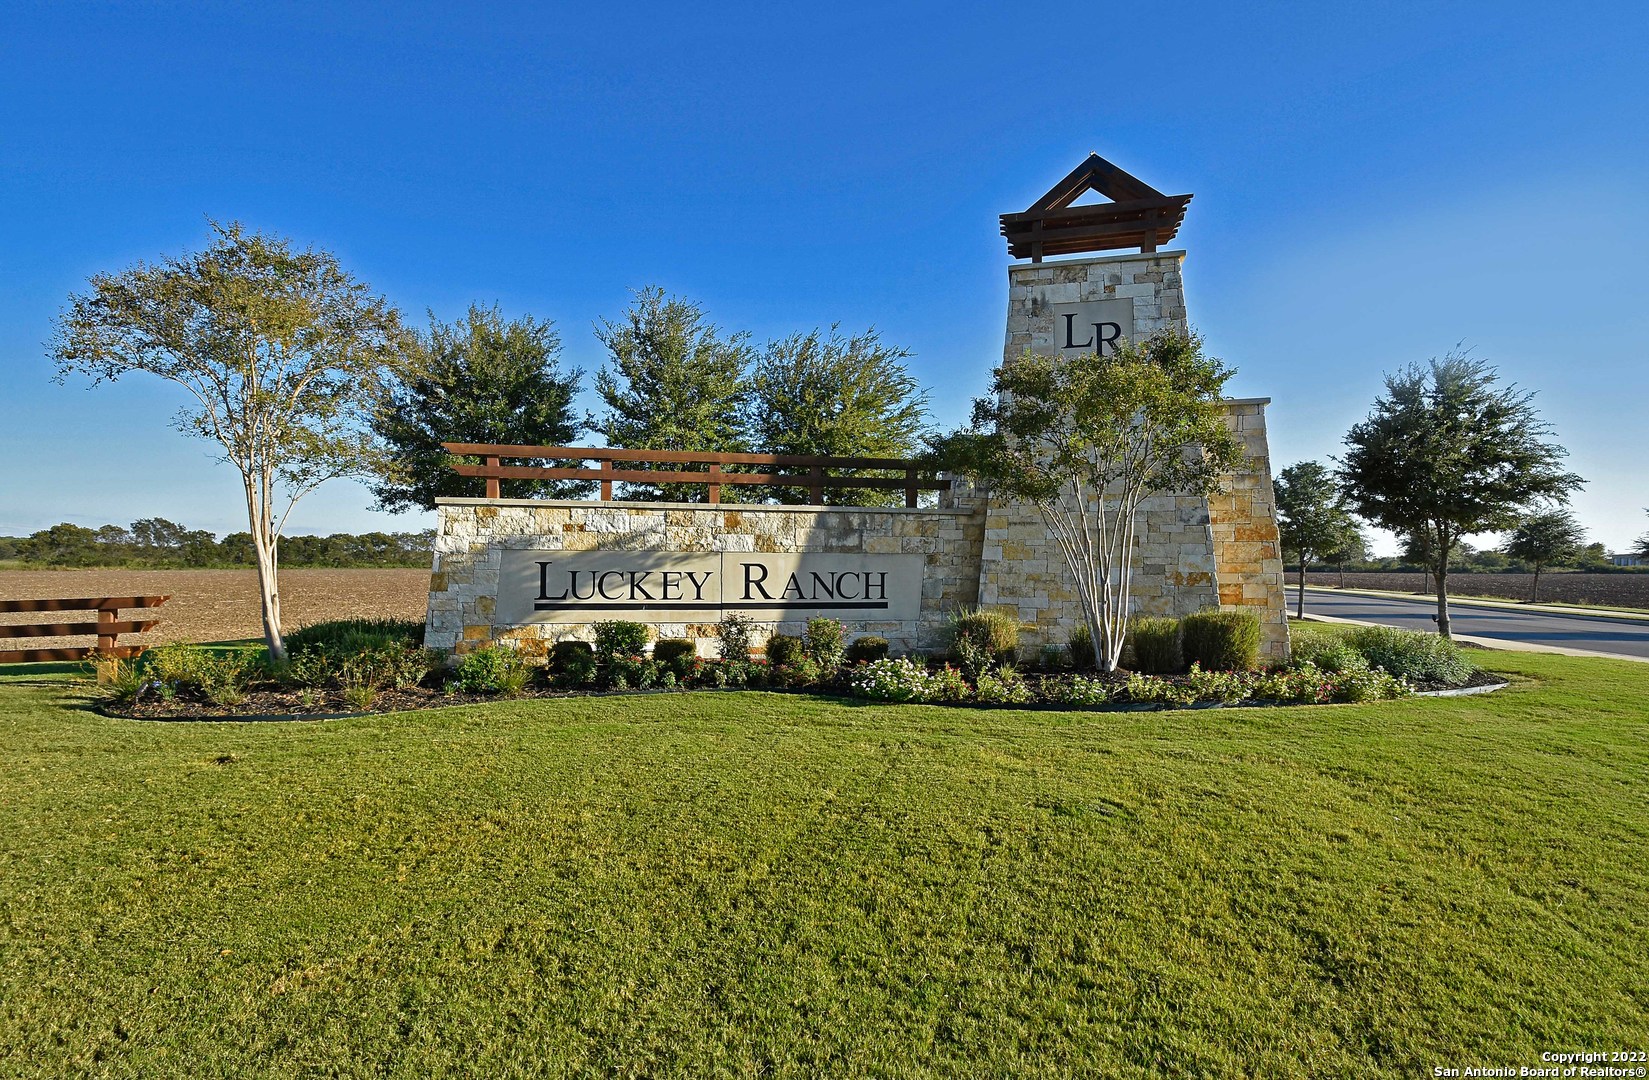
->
xmin=92 ymin=612 xmax=1499 ymax=720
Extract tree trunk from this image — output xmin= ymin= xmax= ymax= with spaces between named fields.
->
xmin=1337 ymin=562 xmax=1346 ymax=588
xmin=1435 ymin=563 xmax=1451 ymax=639
xmin=244 ymin=477 xmax=287 ymax=665
xmin=1296 ymin=557 xmax=1307 ymax=619
xmin=1531 ymin=565 xmax=1541 ymax=603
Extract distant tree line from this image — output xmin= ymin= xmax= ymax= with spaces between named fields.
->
xmin=0 ymin=518 xmax=433 ymax=569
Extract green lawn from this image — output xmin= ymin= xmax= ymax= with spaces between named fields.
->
xmin=2 ymin=652 xmax=1646 ymax=1077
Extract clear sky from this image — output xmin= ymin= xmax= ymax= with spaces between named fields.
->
xmin=2 ymin=1 xmax=1645 ymax=553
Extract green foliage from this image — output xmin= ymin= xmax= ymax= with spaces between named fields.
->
xmin=1125 ymin=616 xmax=1182 ymax=675
xmin=548 ymin=641 xmax=597 ymax=689
xmin=593 ymin=287 xmax=753 ymax=500
xmin=285 ymin=619 xmax=425 ymax=655
xmin=144 ymin=643 xmax=264 ymax=706
xmin=1274 ymin=460 xmax=1357 ymax=615
xmin=1068 ymin=623 xmax=1097 ymax=672
xmin=7 ymin=522 xmax=433 ymax=569
xmin=847 ymin=658 xmax=934 ymax=702
xmin=1180 ymin=611 xmax=1261 ymax=672
xmin=947 ymin=609 xmax=1020 ymax=677
xmin=92 ymin=657 xmax=147 ymax=709
xmin=748 ymin=326 xmax=928 ymax=505
xmin=50 ymin=221 xmax=416 ymax=663
xmin=1048 ymin=675 xmax=1114 ymax=707
xmin=935 ymin=331 xmax=1244 ymax=673
xmin=453 ymin=647 xmax=535 ymax=695
xmin=1343 ymin=625 xmax=1476 ymax=685
xmin=341 ymin=684 xmax=378 ymax=710
xmin=844 ymin=636 xmax=889 ymax=665
xmin=764 ymin=634 xmax=804 ymax=666
xmin=592 ymin=621 xmax=651 ymax=665
xmin=803 ymin=618 xmax=847 ymax=668
xmin=1287 ymin=627 xmax=1372 ymax=675
xmin=770 ymin=657 xmax=823 ymax=690
xmin=715 ymin=614 xmax=755 ymax=661
xmin=1339 ymin=353 xmax=1584 ymax=636
xmin=651 ymin=638 xmax=698 ymax=678
xmin=371 ymin=304 xmax=587 ymax=511
xmin=974 ymin=667 xmax=1033 ymax=704
xmin=1503 ymin=509 xmax=1588 ymax=601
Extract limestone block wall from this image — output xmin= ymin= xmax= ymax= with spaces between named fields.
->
xmin=1207 ymin=401 xmax=1289 ymax=659
xmin=1006 ymin=249 xmax=1188 ymax=355
xmin=425 ymin=498 xmax=988 ymax=657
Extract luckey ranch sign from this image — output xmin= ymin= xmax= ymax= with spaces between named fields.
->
xmin=496 ymin=550 xmax=925 ymax=625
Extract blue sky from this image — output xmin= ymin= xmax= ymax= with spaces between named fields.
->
xmin=2 ymin=1 xmax=1645 ymax=552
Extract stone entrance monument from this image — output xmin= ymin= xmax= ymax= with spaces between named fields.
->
xmin=424 ymin=154 xmax=1288 ymax=661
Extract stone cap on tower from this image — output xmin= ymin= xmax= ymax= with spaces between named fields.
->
xmin=1000 ymin=154 xmax=1193 ymax=263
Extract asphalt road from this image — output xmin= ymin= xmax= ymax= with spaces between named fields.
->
xmin=1300 ymin=587 xmax=1649 ymax=660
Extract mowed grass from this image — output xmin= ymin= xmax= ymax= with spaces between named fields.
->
xmin=2 ymin=653 xmax=1647 ymax=1078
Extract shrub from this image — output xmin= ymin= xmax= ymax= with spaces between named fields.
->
xmin=452 ymin=646 xmax=534 ymax=695
xmin=1180 ymin=610 xmax=1260 ymax=672
xmin=549 ymin=640 xmax=596 ymax=688
xmin=974 ymin=667 xmax=1032 ymax=704
xmin=765 ymin=633 xmax=804 ymax=666
xmin=1184 ymin=662 xmax=1252 ymax=703
xmin=592 ymin=621 xmax=651 ymax=664
xmin=947 ymin=609 xmax=1020 ymax=675
xmin=771 ymin=657 xmax=822 ymax=690
xmin=92 ymin=657 xmax=147 ymax=708
xmin=845 ymin=636 xmax=889 ymax=664
xmin=651 ymin=638 xmax=698 ymax=674
xmin=1049 ymin=675 xmax=1113 ymax=708
xmin=1343 ymin=625 xmax=1475 ymax=685
xmin=716 ymin=614 xmax=755 ymax=661
xmin=604 ymin=654 xmax=659 ymax=691
xmin=1068 ymin=623 xmax=1097 ymax=672
xmin=341 ymin=684 xmax=378 ymax=710
xmin=803 ymin=618 xmax=847 ymax=668
xmin=284 ymin=618 xmax=424 ymax=655
xmin=925 ymin=665 xmax=971 ymax=703
xmin=848 ymin=657 xmax=933 ymax=702
xmin=1125 ymin=616 xmax=1182 ymax=674
xmin=1039 ymin=644 xmax=1070 ymax=672
xmin=1288 ymin=627 xmax=1370 ymax=675
xmin=144 ymin=643 xmax=263 ymax=704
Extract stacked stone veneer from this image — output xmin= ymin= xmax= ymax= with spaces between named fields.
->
xmin=425 ymin=500 xmax=987 ymax=656
xmin=982 ymin=249 xmax=1289 ymax=660
xmin=422 ymin=247 xmax=1287 ymax=663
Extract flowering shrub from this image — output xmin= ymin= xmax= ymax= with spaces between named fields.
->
xmin=1049 ymin=675 xmax=1113 ymax=707
xmin=804 ymin=618 xmax=847 ymax=668
xmin=849 ymin=658 xmax=937 ymax=703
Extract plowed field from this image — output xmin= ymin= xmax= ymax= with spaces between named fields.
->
xmin=1299 ymin=571 xmax=1649 ymax=610
xmin=0 ymin=568 xmax=430 ymax=647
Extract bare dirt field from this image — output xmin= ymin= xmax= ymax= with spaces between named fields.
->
xmin=1300 ymin=571 xmax=1649 ymax=610
xmin=0 ymin=568 xmax=431 ymax=647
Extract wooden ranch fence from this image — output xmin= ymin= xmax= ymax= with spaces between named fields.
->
xmin=443 ymin=444 xmax=952 ymax=508
xmin=0 ymin=596 xmax=169 ymax=664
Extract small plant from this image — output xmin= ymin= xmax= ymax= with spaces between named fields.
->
xmin=771 ymin=657 xmax=823 ymax=690
xmin=716 ymin=614 xmax=755 ymax=661
xmin=295 ymin=688 xmax=325 ymax=712
xmin=765 ymin=633 xmax=804 ymax=666
xmin=652 ymin=638 xmax=698 ymax=678
xmin=1180 ymin=610 xmax=1261 ymax=672
xmin=947 ymin=609 xmax=1020 ymax=677
xmin=848 ymin=657 xmax=934 ymax=703
xmin=803 ymin=618 xmax=847 ymax=668
xmin=925 ymin=665 xmax=971 ymax=703
xmin=145 ymin=643 xmax=263 ymax=703
xmin=1125 ymin=616 xmax=1182 ymax=674
xmin=1068 ymin=624 xmax=1097 ymax=672
xmin=1184 ymin=662 xmax=1252 ymax=704
xmin=1049 ymin=675 xmax=1113 ymax=708
xmin=974 ymin=667 xmax=1032 ymax=704
xmin=1039 ymin=644 xmax=1070 ymax=672
xmin=593 ymin=621 xmax=651 ymax=665
xmin=549 ymin=640 xmax=597 ymax=687
xmin=342 ymin=683 xmax=378 ymax=710
xmin=1343 ymin=625 xmax=1475 ymax=685
xmin=845 ymin=636 xmax=889 ymax=664
xmin=92 ymin=657 xmax=148 ymax=709
xmin=1289 ymin=627 xmax=1370 ymax=676
xmin=452 ymin=646 xmax=534 ymax=695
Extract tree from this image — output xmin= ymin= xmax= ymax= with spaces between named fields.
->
xmin=593 ymin=287 xmax=753 ymax=501
xmin=748 ymin=325 xmax=929 ymax=505
xmin=1635 ymin=513 xmax=1649 ymax=561
xmin=1502 ymin=509 xmax=1586 ymax=602
xmin=937 ymin=331 xmax=1244 ymax=673
xmin=1273 ymin=461 xmax=1355 ymax=618
xmin=1321 ymin=520 xmax=1369 ymax=588
xmin=52 ymin=222 xmax=413 ymax=663
xmin=371 ymin=304 xmax=587 ymax=511
xmin=1338 ymin=354 xmax=1583 ymax=638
